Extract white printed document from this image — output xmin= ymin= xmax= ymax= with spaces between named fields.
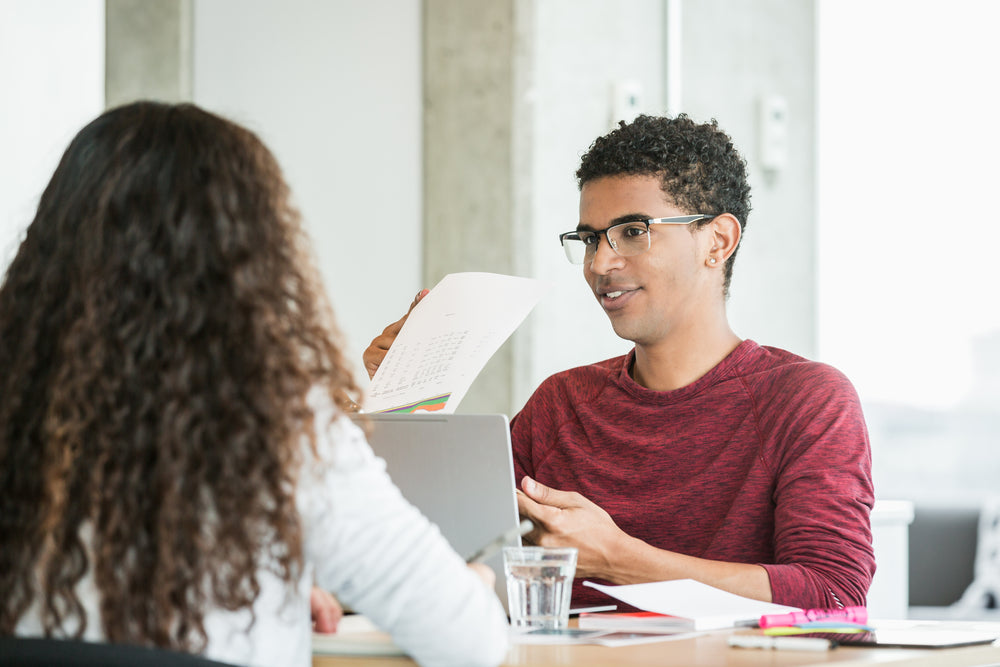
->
xmin=363 ymin=272 xmax=549 ymax=414
xmin=582 ymin=579 xmax=800 ymax=631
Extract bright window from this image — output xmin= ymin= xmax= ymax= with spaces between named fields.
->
xmin=817 ymin=0 xmax=1000 ymax=503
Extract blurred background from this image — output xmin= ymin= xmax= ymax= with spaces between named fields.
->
xmin=2 ymin=0 xmax=998 ymax=615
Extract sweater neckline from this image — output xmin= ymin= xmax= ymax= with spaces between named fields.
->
xmin=616 ymin=339 xmax=759 ymax=403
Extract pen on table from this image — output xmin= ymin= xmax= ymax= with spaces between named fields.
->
xmin=569 ymin=605 xmax=618 ymax=616
xmin=728 ymin=635 xmax=834 ymax=652
xmin=466 ymin=519 xmax=534 ymax=563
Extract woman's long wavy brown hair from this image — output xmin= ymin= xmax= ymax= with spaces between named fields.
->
xmin=0 ymin=102 xmax=360 ymax=650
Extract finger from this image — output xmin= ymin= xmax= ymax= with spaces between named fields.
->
xmin=310 ymin=587 xmax=343 ymax=634
xmin=520 ymin=475 xmax=579 ymax=509
xmin=311 ymin=590 xmax=341 ymax=633
xmin=362 ymin=290 xmax=429 ymax=379
xmin=382 ymin=311 xmax=410 ymax=338
xmin=409 ymin=288 xmax=429 ymax=310
xmin=516 ymin=490 xmax=556 ymax=541
xmin=363 ymin=344 xmax=387 ymax=378
xmin=517 ymin=517 xmax=543 ymax=545
xmin=516 ymin=488 xmax=545 ymax=518
xmin=383 ymin=289 xmax=428 ymax=337
xmin=362 ymin=321 xmax=410 ymax=378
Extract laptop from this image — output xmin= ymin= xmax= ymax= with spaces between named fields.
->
xmin=355 ymin=413 xmax=522 ymax=612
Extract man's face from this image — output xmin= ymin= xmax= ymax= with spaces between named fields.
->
xmin=578 ymin=174 xmax=717 ymax=347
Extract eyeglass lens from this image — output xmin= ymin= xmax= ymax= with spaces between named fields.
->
xmin=562 ymin=221 xmax=651 ymax=264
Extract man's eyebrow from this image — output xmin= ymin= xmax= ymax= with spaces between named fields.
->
xmin=577 ymin=213 xmax=651 ymax=232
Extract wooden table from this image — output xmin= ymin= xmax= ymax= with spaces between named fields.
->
xmin=313 ymin=626 xmax=1000 ymax=667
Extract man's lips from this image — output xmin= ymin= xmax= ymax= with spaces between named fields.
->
xmin=597 ymin=286 xmax=639 ymax=309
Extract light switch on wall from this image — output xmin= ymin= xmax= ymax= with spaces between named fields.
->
xmin=758 ymin=94 xmax=789 ymax=172
xmin=610 ymin=80 xmax=644 ymax=129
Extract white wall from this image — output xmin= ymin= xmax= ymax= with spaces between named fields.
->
xmin=0 ymin=0 xmax=104 ymax=271
xmin=191 ymin=0 xmax=422 ymax=381
xmin=522 ymin=0 xmax=665 ymax=405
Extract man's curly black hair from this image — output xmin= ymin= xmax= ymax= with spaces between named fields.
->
xmin=576 ymin=114 xmax=752 ymax=295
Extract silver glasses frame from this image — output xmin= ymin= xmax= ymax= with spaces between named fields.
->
xmin=558 ymin=215 xmax=713 ymax=265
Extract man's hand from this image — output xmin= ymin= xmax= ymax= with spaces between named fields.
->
xmin=517 ymin=477 xmax=775 ymax=601
xmin=362 ymin=289 xmax=429 ymax=379
xmin=516 ymin=476 xmax=627 ymax=580
xmin=310 ymin=586 xmax=343 ymax=634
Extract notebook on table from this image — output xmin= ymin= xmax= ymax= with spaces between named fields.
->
xmin=353 ymin=412 xmax=522 ymax=612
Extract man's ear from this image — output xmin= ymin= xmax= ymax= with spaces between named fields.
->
xmin=706 ymin=213 xmax=741 ymax=265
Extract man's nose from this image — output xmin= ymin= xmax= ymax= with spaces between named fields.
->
xmin=587 ymin=235 xmax=625 ymax=274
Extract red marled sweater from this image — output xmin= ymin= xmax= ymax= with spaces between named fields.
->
xmin=510 ymin=340 xmax=875 ymax=610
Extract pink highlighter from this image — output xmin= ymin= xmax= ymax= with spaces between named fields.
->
xmin=758 ymin=605 xmax=868 ymax=628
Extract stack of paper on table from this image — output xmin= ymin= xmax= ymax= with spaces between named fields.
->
xmin=577 ymin=610 xmax=696 ymax=633
xmin=512 ymin=626 xmax=704 ymax=647
xmin=311 ymin=615 xmax=404 ymax=657
xmin=582 ymin=579 xmax=801 ymax=631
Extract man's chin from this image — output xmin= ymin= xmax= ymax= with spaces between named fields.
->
xmin=606 ymin=317 xmax=641 ymax=344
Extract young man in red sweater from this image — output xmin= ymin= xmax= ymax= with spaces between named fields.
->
xmin=364 ymin=114 xmax=874 ymax=611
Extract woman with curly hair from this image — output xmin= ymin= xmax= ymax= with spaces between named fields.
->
xmin=0 ymin=101 xmax=508 ymax=667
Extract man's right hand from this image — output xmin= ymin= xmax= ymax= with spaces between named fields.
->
xmin=362 ymin=289 xmax=428 ymax=379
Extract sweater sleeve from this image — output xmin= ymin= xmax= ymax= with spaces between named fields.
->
xmin=297 ymin=414 xmax=509 ymax=667
xmin=757 ymin=364 xmax=875 ymax=609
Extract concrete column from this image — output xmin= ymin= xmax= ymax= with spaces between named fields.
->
xmin=105 ymin=0 xmax=192 ymax=108
xmin=423 ymin=0 xmax=535 ymax=415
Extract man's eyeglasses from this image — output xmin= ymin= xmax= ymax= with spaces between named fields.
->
xmin=558 ymin=215 xmax=714 ymax=265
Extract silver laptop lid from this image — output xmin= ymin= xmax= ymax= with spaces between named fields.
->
xmin=355 ymin=413 xmax=521 ymax=612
